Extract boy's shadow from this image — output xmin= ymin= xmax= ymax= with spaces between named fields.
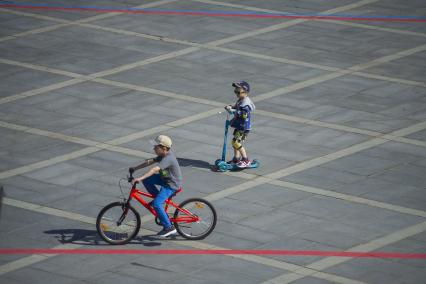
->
xmin=177 ymin=158 xmax=215 ymax=170
xmin=44 ymin=229 xmax=164 ymax=246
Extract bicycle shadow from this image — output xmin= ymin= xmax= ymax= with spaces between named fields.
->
xmin=44 ymin=229 xmax=100 ymax=244
xmin=44 ymin=229 xmax=188 ymax=246
xmin=44 ymin=229 xmax=161 ymax=246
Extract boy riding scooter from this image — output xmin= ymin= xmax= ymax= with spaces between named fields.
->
xmin=225 ymin=81 xmax=256 ymax=168
xmin=215 ymin=81 xmax=258 ymax=172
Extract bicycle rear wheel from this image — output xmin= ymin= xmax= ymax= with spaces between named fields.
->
xmin=174 ymin=198 xmax=217 ymax=240
xmin=96 ymin=202 xmax=141 ymax=245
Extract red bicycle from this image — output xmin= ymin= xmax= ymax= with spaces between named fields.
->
xmin=96 ymin=170 xmax=217 ymax=245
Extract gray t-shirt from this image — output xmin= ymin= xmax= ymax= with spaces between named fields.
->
xmin=154 ymin=151 xmax=182 ymax=190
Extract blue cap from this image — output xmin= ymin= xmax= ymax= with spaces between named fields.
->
xmin=232 ymin=81 xmax=250 ymax=93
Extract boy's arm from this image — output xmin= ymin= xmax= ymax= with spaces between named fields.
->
xmin=133 ymin=166 xmax=160 ymax=184
xmin=224 ymin=105 xmax=236 ymax=114
xmin=129 ymin=158 xmax=158 ymax=173
xmin=236 ymin=105 xmax=251 ymax=119
xmin=132 ymin=155 xmax=170 ymax=184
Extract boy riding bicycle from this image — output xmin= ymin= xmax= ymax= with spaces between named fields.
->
xmin=130 ymin=135 xmax=182 ymax=237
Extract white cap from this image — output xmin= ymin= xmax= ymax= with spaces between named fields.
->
xmin=151 ymin=135 xmax=172 ymax=148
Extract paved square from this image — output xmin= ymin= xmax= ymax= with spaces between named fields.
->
xmin=0 ymin=0 xmax=425 ymax=283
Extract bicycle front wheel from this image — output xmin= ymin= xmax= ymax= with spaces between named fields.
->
xmin=96 ymin=202 xmax=141 ymax=245
xmin=174 ymin=198 xmax=217 ymax=240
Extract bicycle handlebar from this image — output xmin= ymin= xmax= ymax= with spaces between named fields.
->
xmin=127 ymin=169 xmax=138 ymax=184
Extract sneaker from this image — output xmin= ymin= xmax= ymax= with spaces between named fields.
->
xmin=236 ymin=159 xmax=251 ymax=168
xmin=157 ymin=225 xmax=177 ymax=237
xmin=227 ymin=157 xmax=240 ymax=164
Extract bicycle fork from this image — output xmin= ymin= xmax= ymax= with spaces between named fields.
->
xmin=117 ymin=188 xmax=136 ymax=226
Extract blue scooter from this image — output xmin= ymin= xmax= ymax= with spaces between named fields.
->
xmin=215 ymin=110 xmax=259 ymax=172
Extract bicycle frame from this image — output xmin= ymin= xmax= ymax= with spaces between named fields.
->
xmin=126 ymin=184 xmax=199 ymax=224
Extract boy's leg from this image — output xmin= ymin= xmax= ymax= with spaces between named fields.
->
xmin=234 ymin=148 xmax=241 ymax=159
xmin=229 ymin=129 xmax=243 ymax=164
xmin=237 ymin=147 xmax=251 ymax=167
xmin=228 ymin=148 xmax=241 ymax=164
xmin=152 ymin=186 xmax=176 ymax=229
xmin=142 ymin=174 xmax=163 ymax=196
xmin=236 ymin=131 xmax=251 ymax=168
xmin=239 ymin=146 xmax=248 ymax=160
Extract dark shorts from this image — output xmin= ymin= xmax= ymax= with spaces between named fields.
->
xmin=233 ymin=129 xmax=249 ymax=143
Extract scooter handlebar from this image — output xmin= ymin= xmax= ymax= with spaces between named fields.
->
xmin=218 ymin=109 xmax=235 ymax=115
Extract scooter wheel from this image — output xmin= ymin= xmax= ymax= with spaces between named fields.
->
xmin=214 ymin=159 xmax=222 ymax=167
xmin=217 ymin=161 xmax=228 ymax=172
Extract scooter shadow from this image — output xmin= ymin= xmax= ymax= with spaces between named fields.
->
xmin=177 ymin=157 xmax=245 ymax=172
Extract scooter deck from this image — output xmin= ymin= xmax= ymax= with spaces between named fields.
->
xmin=215 ymin=159 xmax=259 ymax=172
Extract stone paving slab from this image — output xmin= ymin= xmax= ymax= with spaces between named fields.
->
xmin=256 ymin=237 xmax=343 ymax=267
xmin=375 ymin=238 xmax=426 ymax=269
xmin=372 ymin=163 xmax=426 ymax=188
xmin=316 ymin=175 xmax=425 ymax=209
xmin=291 ymin=277 xmax=334 ymax=284
xmin=324 ymin=257 xmax=426 ymax=284
xmin=274 ymin=194 xmax=425 ymax=234
xmin=235 ymin=192 xmax=418 ymax=241
xmin=22 ymin=163 xmax=105 ymax=186
xmin=229 ymin=182 xmax=312 ymax=206
xmin=258 ymin=79 xmax=426 ymax=132
xmin=366 ymin=60 xmax=426 ymax=83
xmin=0 ymin=15 xmax=58 ymax=32
xmin=104 ymin=51 xmax=328 ymax=102
xmin=0 ymin=205 xmax=94 ymax=266
xmin=1 ymin=176 xmax=85 ymax=206
xmin=407 ymin=129 xmax=426 ymax=141
xmin=226 ymin=0 xmax=357 ymax=13
xmin=0 ymin=68 xmax=71 ymax=98
xmin=5 ymin=0 xmax=153 ymax=20
xmin=1 ymin=198 xmax=302 ymax=283
xmin=2 ymin=267 xmax=83 ymax=284
xmin=0 ymin=105 xmax=85 ymax=132
xmin=0 ymin=27 xmax=187 ymax=74
xmin=283 ymin=166 xmax=367 ymax=191
xmin=342 ymin=0 xmax=426 ymax=32
xmin=90 ymin=2 xmax=283 ymax=43
xmin=0 ymin=131 xmax=86 ymax=171
xmin=223 ymin=21 xmax=426 ymax=68
xmin=319 ymin=152 xmax=402 ymax=176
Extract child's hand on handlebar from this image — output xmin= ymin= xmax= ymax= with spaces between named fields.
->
xmin=132 ymin=177 xmax=142 ymax=185
xmin=128 ymin=168 xmax=135 ymax=183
